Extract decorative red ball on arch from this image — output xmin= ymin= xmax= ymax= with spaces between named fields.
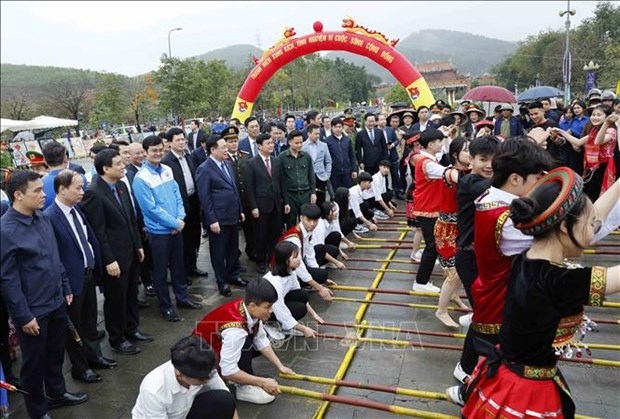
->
xmin=313 ymin=21 xmax=323 ymax=33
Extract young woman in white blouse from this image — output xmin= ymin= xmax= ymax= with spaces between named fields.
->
xmin=263 ymin=242 xmax=325 ymax=340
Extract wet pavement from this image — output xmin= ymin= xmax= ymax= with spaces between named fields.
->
xmin=5 ymin=209 xmax=620 ymax=419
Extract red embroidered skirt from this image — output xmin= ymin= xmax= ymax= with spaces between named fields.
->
xmin=463 ymin=362 xmax=564 ymax=419
xmin=433 ymin=215 xmax=457 ymax=268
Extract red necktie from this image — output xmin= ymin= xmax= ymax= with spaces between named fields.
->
xmin=265 ymin=158 xmax=271 ymax=177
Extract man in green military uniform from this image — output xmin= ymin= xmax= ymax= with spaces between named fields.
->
xmin=222 ymin=126 xmax=255 ymax=266
xmin=278 ymin=130 xmax=316 ymax=228
xmin=0 ymin=139 xmax=14 ymax=171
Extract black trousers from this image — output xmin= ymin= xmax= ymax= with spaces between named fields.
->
xmin=0 ymin=295 xmax=17 ymax=381
xmin=339 ymin=217 xmax=357 ymax=238
xmin=149 ymin=233 xmax=189 ymax=314
xmin=368 ymin=192 xmax=394 ymax=211
xmin=66 ymin=271 xmax=103 ymax=373
xmin=102 ymin=259 xmax=140 ymax=346
xmin=455 ymin=249 xmax=477 ymax=308
xmin=208 ymin=224 xmax=241 ymax=289
xmin=460 ymin=328 xmax=499 ymax=375
xmin=139 ymin=229 xmax=153 ymax=285
xmin=238 ymin=334 xmax=262 ymax=376
xmin=314 ymin=231 xmax=341 ymax=266
xmin=330 ymin=173 xmax=353 ymax=191
xmin=306 ymin=267 xmax=328 ymax=284
xmin=415 ymin=216 xmax=438 ymax=285
xmin=183 ymin=195 xmax=202 ymax=271
xmin=315 ymin=177 xmax=328 ymax=207
xmin=350 ymin=204 xmax=375 ymax=224
xmin=17 ymin=305 xmax=67 ymax=419
xmin=186 ymin=389 xmax=236 ymax=419
xmin=390 ymin=160 xmax=402 ymax=193
xmin=241 ymin=206 xmax=257 ymax=260
xmin=270 ymin=289 xmax=309 ymax=324
xmin=255 ymin=209 xmax=283 ymax=266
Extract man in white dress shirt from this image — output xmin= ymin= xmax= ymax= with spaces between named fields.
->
xmin=132 ymin=335 xmax=237 ymax=419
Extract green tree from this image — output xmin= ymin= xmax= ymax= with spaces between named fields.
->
xmin=91 ymin=72 xmax=127 ymax=128
xmin=384 ymin=84 xmax=410 ymax=105
xmin=41 ymin=76 xmax=92 ymax=136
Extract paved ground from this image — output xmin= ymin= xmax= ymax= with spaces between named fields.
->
xmin=5 ymin=199 xmax=620 ymax=418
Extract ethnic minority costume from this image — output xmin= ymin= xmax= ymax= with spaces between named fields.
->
xmin=405 ymin=151 xmax=422 ymax=227
xmin=463 ymin=168 xmax=604 ymax=418
xmin=434 ymin=168 xmax=470 ymax=269
xmin=192 ymin=299 xmax=262 ymax=357
xmin=463 ymin=257 xmax=606 ymax=418
xmin=582 ymin=126 xmax=617 ymax=200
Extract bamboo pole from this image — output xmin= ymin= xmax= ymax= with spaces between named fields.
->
xmin=321 ymin=321 xmax=620 ymax=352
xmin=332 ymin=296 xmax=471 ymax=313
xmin=346 ymin=266 xmax=444 ymax=278
xmin=281 ymin=385 xmax=458 ymax=419
xmin=280 ymin=372 xmax=448 ymax=401
xmin=314 ymin=230 xmax=410 ymax=419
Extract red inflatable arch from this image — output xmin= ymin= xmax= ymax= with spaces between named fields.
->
xmin=231 ymin=18 xmax=435 ymax=121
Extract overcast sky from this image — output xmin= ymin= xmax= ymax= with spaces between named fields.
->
xmin=1 ymin=1 xmax=599 ymax=77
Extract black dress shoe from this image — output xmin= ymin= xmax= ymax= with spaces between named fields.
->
xmin=47 ymin=392 xmax=89 ymax=409
xmin=126 ymin=331 xmax=154 ymax=342
xmin=177 ymin=300 xmax=202 ymax=310
xmin=71 ymin=369 xmax=102 ymax=384
xmin=138 ymin=299 xmax=151 ymax=309
xmin=161 ymin=309 xmax=181 ymax=322
xmin=229 ymin=277 xmax=249 ymax=287
xmin=89 ymin=356 xmax=118 ymax=369
xmin=110 ymin=340 xmax=140 ymax=355
xmin=144 ymin=284 xmax=156 ymax=297
xmin=188 ymin=268 xmax=209 ymax=277
xmin=219 ymin=286 xmax=232 ymax=297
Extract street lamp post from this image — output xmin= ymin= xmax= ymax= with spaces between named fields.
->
xmin=168 ymin=27 xmax=183 ymax=58
xmin=559 ymin=1 xmax=576 ymax=104
xmin=583 ymin=60 xmax=600 ymax=94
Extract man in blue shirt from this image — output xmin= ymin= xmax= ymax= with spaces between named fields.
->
xmin=1 ymin=170 xmax=88 ymax=418
xmin=132 ymin=136 xmax=202 ymax=322
xmin=41 ymin=141 xmax=88 ymax=209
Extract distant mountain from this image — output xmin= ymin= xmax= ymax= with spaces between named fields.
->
xmin=0 ymin=63 xmax=98 ymax=97
xmin=324 ymin=29 xmax=518 ymax=82
xmin=192 ymin=44 xmax=263 ymax=70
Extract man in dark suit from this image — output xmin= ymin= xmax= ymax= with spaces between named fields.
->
xmin=243 ymin=133 xmax=286 ymax=274
xmin=355 ymin=112 xmax=388 ymax=175
xmin=196 ymin=136 xmax=246 ymax=297
xmin=44 ymin=170 xmax=117 ymax=383
xmin=187 ymin=119 xmax=205 ymax=152
xmin=238 ymin=116 xmax=260 ymax=158
xmin=377 ymin=114 xmax=403 ymax=198
xmin=162 ymin=127 xmax=207 ymax=278
xmin=81 ymin=149 xmax=153 ymax=355
xmin=191 ymin=134 xmax=209 ymax=167
xmin=125 ymin=142 xmax=155 ymax=298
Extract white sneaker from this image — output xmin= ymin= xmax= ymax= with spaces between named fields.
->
xmin=410 ymin=249 xmax=423 ymax=262
xmin=445 ymin=385 xmax=464 ymax=406
xmin=339 ymin=242 xmax=349 ymax=250
xmin=283 ymin=328 xmax=304 ymax=337
xmin=453 ymin=362 xmax=471 ymax=384
xmin=263 ymin=323 xmax=285 ymax=341
xmin=235 ymin=384 xmax=275 ymax=404
xmin=354 ymin=225 xmax=369 ymax=234
xmin=412 ymin=281 xmax=441 ymax=293
xmin=459 ymin=313 xmax=473 ymax=328
xmin=325 ymin=262 xmax=339 ymax=269
xmin=373 ymin=210 xmax=389 ymax=220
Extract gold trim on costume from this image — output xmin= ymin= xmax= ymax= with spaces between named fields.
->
xmin=523 ymin=365 xmax=558 ymax=380
xmin=471 ymin=322 xmax=501 ymax=334
xmin=589 ymin=266 xmax=606 ymax=307
xmin=494 ymin=210 xmax=510 ymax=255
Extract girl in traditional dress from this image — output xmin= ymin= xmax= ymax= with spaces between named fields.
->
xmin=449 ymin=168 xmax=619 ymax=417
xmin=434 ymin=137 xmax=472 ymax=328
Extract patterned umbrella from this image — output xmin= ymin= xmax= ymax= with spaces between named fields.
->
xmin=461 ymin=86 xmax=517 ymax=103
